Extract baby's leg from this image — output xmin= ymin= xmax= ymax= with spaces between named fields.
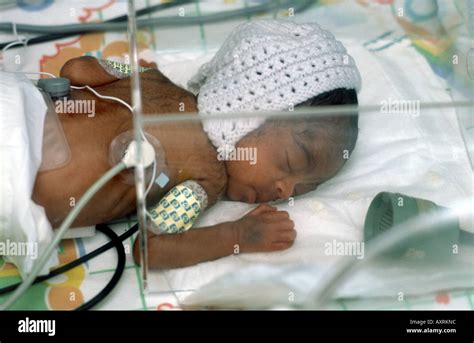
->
xmin=60 ymin=56 xmax=118 ymax=87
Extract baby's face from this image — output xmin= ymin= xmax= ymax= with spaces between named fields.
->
xmin=225 ymin=125 xmax=342 ymax=203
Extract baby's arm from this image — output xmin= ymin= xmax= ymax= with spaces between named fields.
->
xmin=133 ymin=204 xmax=296 ymax=269
xmin=60 ymin=56 xmax=156 ymax=87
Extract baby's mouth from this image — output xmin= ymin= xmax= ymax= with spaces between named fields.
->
xmin=238 ymin=188 xmax=257 ymax=204
xmin=231 ymin=190 xmax=280 ymax=204
xmin=250 ymin=187 xmax=281 ymax=204
xmin=242 ymin=193 xmax=256 ymax=203
xmin=226 ymin=177 xmax=280 ymax=204
xmin=255 ymin=193 xmax=279 ymax=203
xmin=226 ymin=184 xmax=257 ymax=203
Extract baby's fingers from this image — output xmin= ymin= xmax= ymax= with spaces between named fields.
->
xmin=271 ymin=240 xmax=294 ymax=251
xmin=247 ymin=203 xmax=277 ymax=216
xmin=262 ymin=210 xmax=290 ymax=222
xmin=276 ymin=229 xmax=297 ymax=242
xmin=270 ymin=229 xmax=296 ymax=251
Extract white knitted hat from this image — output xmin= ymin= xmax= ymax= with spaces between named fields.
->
xmin=188 ymin=19 xmax=361 ymax=156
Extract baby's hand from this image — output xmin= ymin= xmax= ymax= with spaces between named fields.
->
xmin=234 ymin=204 xmax=296 ymax=253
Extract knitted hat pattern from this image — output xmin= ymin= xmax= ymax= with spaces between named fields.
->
xmin=188 ymin=19 xmax=361 ymax=157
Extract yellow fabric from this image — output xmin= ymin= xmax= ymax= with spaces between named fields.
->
xmin=148 ymin=184 xmax=202 ymax=234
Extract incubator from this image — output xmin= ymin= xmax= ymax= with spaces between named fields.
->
xmin=0 ymin=0 xmax=473 ymax=310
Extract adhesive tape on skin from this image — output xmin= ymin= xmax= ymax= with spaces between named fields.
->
xmin=148 ymin=180 xmax=208 ymax=235
xmin=38 ymin=90 xmax=71 ymax=171
xmin=109 ymin=130 xmax=167 ymax=184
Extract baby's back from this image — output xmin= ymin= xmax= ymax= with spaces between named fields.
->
xmin=33 ymin=72 xmax=226 ymax=227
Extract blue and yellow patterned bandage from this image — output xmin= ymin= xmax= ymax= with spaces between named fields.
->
xmin=98 ymin=59 xmax=151 ymax=79
xmin=148 ymin=180 xmax=208 ymax=235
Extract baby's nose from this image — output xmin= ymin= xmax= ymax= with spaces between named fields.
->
xmin=275 ymin=180 xmax=294 ymax=200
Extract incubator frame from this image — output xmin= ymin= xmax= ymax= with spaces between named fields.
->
xmin=123 ymin=0 xmax=474 ymax=303
xmin=121 ymin=0 xmax=474 ymax=307
xmin=0 ymin=0 xmax=472 ymax=311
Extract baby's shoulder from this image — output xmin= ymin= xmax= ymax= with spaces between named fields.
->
xmin=152 ymin=121 xmax=227 ymax=207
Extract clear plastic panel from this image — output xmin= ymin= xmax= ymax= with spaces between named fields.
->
xmin=0 ymin=0 xmax=148 ymax=308
xmin=138 ymin=107 xmax=473 ymax=306
xmin=0 ymin=0 xmax=471 ymax=309
xmin=127 ymin=0 xmax=474 ymax=306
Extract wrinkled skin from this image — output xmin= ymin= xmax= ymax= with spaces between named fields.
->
xmin=32 ymin=57 xmax=336 ymax=268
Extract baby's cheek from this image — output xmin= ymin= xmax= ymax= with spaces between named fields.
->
xmin=225 ymin=180 xmax=241 ymax=201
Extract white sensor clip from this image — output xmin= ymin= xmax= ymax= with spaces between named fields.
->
xmin=122 ymin=140 xmax=156 ymax=168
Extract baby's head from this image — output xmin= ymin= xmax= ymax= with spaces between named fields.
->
xmin=188 ymin=20 xmax=361 ymax=203
xmin=225 ymin=88 xmax=358 ymax=203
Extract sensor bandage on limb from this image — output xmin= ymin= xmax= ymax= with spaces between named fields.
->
xmin=98 ymin=59 xmax=151 ymax=79
xmin=148 ymin=180 xmax=208 ymax=235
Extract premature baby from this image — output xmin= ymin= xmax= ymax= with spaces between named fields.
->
xmin=32 ymin=20 xmax=361 ymax=268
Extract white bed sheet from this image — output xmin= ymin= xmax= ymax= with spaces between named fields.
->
xmin=147 ymin=37 xmax=473 ymax=305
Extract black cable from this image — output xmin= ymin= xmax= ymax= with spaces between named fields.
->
xmin=0 ymin=223 xmax=138 ymax=294
xmin=75 ymin=224 xmax=126 ymax=311
xmin=0 ymin=0 xmax=315 ymax=50
xmin=0 ymin=0 xmax=194 ymax=50
xmin=0 ymin=223 xmax=139 ymax=310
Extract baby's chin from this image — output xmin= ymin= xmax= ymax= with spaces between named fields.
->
xmin=226 ymin=188 xmax=280 ymax=204
xmin=226 ymin=186 xmax=257 ymax=204
xmin=226 ymin=190 xmax=256 ymax=204
xmin=225 ymin=174 xmax=281 ymax=203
